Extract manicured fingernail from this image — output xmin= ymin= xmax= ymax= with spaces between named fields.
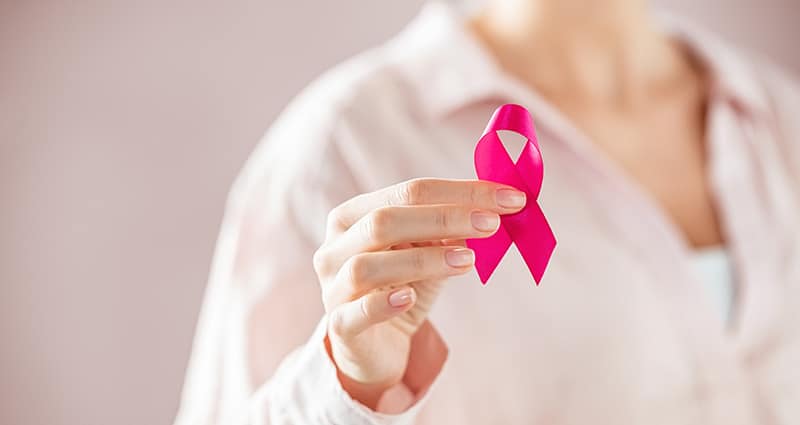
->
xmin=446 ymin=248 xmax=474 ymax=268
xmin=388 ymin=288 xmax=414 ymax=307
xmin=471 ymin=211 xmax=500 ymax=232
xmin=496 ymin=188 xmax=526 ymax=208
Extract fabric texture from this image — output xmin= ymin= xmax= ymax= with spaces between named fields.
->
xmin=174 ymin=3 xmax=800 ymax=424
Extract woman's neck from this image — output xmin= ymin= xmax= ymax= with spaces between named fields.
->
xmin=470 ymin=0 xmax=698 ymax=108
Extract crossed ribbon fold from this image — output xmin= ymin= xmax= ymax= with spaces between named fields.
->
xmin=466 ymin=104 xmax=556 ymax=285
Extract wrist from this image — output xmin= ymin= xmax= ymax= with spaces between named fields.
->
xmin=336 ymin=368 xmax=393 ymax=410
xmin=324 ymin=334 xmax=396 ymax=410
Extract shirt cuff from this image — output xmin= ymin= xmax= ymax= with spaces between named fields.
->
xmin=262 ymin=315 xmax=447 ymax=425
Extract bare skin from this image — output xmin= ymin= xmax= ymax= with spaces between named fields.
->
xmin=316 ymin=0 xmax=723 ymax=409
xmin=471 ymin=0 xmax=722 ymax=247
xmin=315 ymin=179 xmax=527 ymax=407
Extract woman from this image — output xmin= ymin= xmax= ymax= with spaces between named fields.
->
xmin=175 ymin=0 xmax=800 ymax=423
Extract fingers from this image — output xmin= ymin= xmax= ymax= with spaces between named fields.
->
xmin=323 ymin=246 xmax=475 ymax=306
xmin=328 ymin=286 xmax=417 ymax=338
xmin=316 ymin=178 xmax=526 ymax=340
xmin=326 ymin=178 xmax=526 ymax=235
xmin=321 ymin=205 xmax=499 ymax=269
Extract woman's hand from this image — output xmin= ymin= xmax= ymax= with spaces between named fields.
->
xmin=313 ymin=178 xmax=526 ymax=408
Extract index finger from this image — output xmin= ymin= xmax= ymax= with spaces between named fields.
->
xmin=326 ymin=178 xmax=526 ymax=235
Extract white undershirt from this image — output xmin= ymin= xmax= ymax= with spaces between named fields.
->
xmin=690 ymin=248 xmax=735 ymax=326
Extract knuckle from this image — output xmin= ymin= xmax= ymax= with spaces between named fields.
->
xmin=326 ymin=206 xmax=346 ymax=231
xmin=434 ymin=207 xmax=454 ymax=231
xmin=468 ymin=183 xmax=491 ymax=206
xmin=344 ymin=254 xmax=372 ymax=289
xmin=393 ymin=181 xmax=413 ymax=205
xmin=320 ymin=286 xmax=334 ymax=311
xmin=359 ymin=297 xmax=371 ymax=323
xmin=364 ymin=207 xmax=393 ymax=243
xmin=468 ymin=184 xmax=481 ymax=205
xmin=328 ymin=309 xmax=348 ymax=337
xmin=410 ymin=249 xmax=427 ymax=271
xmin=400 ymin=179 xmax=429 ymax=205
xmin=312 ymin=247 xmax=331 ymax=275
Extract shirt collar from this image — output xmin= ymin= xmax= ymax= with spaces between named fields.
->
xmin=657 ymin=12 xmax=772 ymax=118
xmin=388 ymin=2 xmax=771 ymax=120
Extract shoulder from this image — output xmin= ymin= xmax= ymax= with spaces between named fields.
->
xmin=746 ymin=57 xmax=800 ymax=177
xmin=226 ymin=42 xmax=428 ymax=239
xmin=249 ymin=49 xmax=413 ymax=168
xmin=273 ymin=49 xmax=420 ymax=140
xmin=692 ymin=21 xmax=800 ymax=174
xmin=670 ymin=13 xmax=800 ymax=136
xmin=250 ymin=38 xmax=429 ymax=169
xmin=669 ymin=12 xmax=800 ymax=189
xmin=751 ymin=59 xmax=800 ymax=129
xmin=718 ymin=50 xmax=800 ymax=194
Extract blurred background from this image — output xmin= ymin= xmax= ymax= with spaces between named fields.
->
xmin=1 ymin=1 xmax=798 ymax=424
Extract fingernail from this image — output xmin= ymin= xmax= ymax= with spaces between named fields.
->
xmin=388 ymin=288 xmax=414 ymax=307
xmin=496 ymin=189 xmax=526 ymax=208
xmin=471 ymin=211 xmax=500 ymax=232
xmin=446 ymin=248 xmax=474 ymax=268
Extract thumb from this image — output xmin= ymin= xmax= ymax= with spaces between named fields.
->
xmin=328 ymin=286 xmax=416 ymax=338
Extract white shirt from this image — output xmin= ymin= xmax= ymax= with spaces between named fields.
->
xmin=174 ymin=3 xmax=800 ymax=425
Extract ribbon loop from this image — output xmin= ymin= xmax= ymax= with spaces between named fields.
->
xmin=466 ymin=104 xmax=556 ymax=285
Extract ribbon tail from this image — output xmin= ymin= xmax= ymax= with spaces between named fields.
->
xmin=466 ymin=225 xmax=512 ymax=284
xmin=505 ymin=203 xmax=556 ymax=285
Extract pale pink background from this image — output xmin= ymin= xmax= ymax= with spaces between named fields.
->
xmin=1 ymin=1 xmax=797 ymax=424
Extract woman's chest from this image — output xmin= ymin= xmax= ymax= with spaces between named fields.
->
xmin=355 ymin=106 xmax=800 ymax=423
xmin=425 ymin=239 xmax=758 ymax=424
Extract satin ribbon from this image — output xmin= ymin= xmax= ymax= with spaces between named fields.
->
xmin=466 ymin=104 xmax=556 ymax=285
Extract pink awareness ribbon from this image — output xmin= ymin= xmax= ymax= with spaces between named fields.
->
xmin=466 ymin=104 xmax=557 ymax=285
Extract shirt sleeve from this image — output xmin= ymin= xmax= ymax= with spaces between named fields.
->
xmin=245 ymin=317 xmax=442 ymax=425
xmin=173 ymin=89 xmax=448 ymax=425
xmin=758 ymin=59 xmax=800 ymax=185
